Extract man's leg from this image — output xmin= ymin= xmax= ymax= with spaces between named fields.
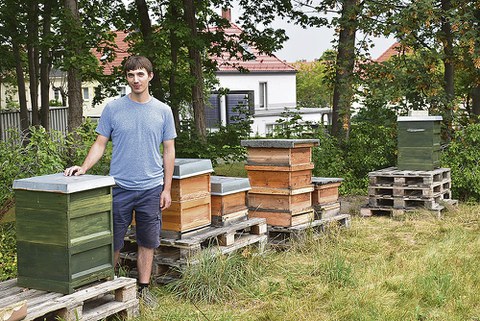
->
xmin=137 ymin=246 xmax=154 ymax=284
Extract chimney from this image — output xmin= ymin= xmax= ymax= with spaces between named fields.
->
xmin=221 ymin=8 xmax=231 ymax=22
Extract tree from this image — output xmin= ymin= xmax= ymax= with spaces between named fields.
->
xmin=62 ymin=0 xmax=83 ymax=131
xmin=293 ymin=53 xmax=334 ymax=108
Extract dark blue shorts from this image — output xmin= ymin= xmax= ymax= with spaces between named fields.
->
xmin=112 ymin=184 xmax=163 ymax=251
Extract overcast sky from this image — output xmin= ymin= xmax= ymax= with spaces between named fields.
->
xmin=270 ymin=21 xmax=396 ymax=62
xmin=228 ymin=5 xmax=396 ymax=63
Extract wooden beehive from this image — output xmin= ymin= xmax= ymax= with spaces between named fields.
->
xmin=245 ymin=164 xmax=314 ymax=191
xmin=248 ymin=186 xmax=314 ymax=213
xmin=161 ymin=158 xmax=213 ymax=234
xmin=248 ymin=208 xmax=314 ymax=227
xmin=311 ymin=177 xmax=343 ymax=206
xmin=241 ymin=139 xmax=319 ymax=227
xmin=13 ymin=173 xmax=116 ymax=294
xmin=210 ymin=176 xmax=250 ymax=226
xmin=397 ymin=115 xmax=442 ymax=170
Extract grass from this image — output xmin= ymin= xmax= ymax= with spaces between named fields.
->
xmin=129 ymin=203 xmax=480 ymax=321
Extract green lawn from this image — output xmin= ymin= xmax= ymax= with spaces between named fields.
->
xmin=134 ymin=203 xmax=480 ymax=321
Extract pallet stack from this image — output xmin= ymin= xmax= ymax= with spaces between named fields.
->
xmin=241 ymin=139 xmax=319 ymax=227
xmin=362 ymin=167 xmax=456 ymax=217
xmin=362 ymin=113 xmax=458 ymax=217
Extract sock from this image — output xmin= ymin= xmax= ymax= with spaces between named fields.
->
xmin=138 ymin=282 xmax=149 ymax=293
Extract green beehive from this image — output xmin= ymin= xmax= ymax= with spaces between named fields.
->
xmin=397 ymin=115 xmax=442 ymax=171
xmin=13 ymin=173 xmax=116 ymax=294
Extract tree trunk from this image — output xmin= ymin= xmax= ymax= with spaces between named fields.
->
xmin=168 ymin=3 xmax=181 ymax=131
xmin=331 ymin=0 xmax=359 ymax=140
xmin=40 ymin=0 xmax=53 ymax=130
xmin=440 ymin=0 xmax=454 ymax=141
xmin=134 ymin=0 xmax=165 ymax=101
xmin=13 ymin=39 xmax=30 ymax=134
xmin=27 ymin=0 xmax=40 ymax=126
xmin=64 ymin=0 xmax=83 ymax=131
xmin=183 ymin=0 xmax=206 ymax=141
xmin=472 ymin=87 xmax=480 ymax=118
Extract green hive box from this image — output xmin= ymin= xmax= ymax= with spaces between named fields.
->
xmin=13 ymin=173 xmax=116 ymax=294
xmin=397 ymin=115 xmax=442 ymax=171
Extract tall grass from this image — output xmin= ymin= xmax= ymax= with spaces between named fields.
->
xmin=128 ymin=203 xmax=480 ymax=321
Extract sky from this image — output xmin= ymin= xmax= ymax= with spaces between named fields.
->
xmin=228 ymin=6 xmax=396 ymax=63
xmin=270 ymin=21 xmax=397 ymax=62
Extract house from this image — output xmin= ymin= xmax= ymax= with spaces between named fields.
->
xmin=208 ymin=9 xmax=330 ymax=136
xmin=2 ymin=9 xmax=331 ymax=137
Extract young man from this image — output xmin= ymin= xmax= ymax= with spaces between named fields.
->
xmin=64 ymin=56 xmax=176 ymax=304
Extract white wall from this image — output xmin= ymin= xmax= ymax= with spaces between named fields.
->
xmin=215 ymin=72 xmax=297 ymax=110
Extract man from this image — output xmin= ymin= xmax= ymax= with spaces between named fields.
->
xmin=64 ymin=56 xmax=176 ymax=304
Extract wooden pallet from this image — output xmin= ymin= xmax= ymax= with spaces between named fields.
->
xmin=368 ymin=190 xmax=452 ymax=210
xmin=360 ymin=199 xmax=458 ymax=218
xmin=0 ymin=277 xmax=139 ymax=321
xmin=267 ymin=214 xmax=351 ymax=247
xmin=368 ymin=181 xmax=451 ymax=198
xmin=120 ymin=218 xmax=268 ymax=283
xmin=368 ymin=167 xmax=451 ymax=187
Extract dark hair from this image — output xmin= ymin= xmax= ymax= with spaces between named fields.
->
xmin=124 ymin=56 xmax=153 ymax=74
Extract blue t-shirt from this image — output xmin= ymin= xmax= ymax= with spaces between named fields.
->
xmin=96 ymin=95 xmax=177 ymax=190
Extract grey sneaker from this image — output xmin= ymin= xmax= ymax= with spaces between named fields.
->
xmin=138 ymin=287 xmax=159 ymax=308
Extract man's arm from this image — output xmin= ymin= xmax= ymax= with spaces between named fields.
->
xmin=64 ymin=135 xmax=109 ymax=176
xmin=160 ymin=139 xmax=175 ymax=210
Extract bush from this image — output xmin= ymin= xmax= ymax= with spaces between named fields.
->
xmin=441 ymin=123 xmax=480 ymax=202
xmin=0 ymin=223 xmax=17 ymax=281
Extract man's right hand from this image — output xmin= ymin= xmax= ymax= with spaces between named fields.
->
xmin=64 ymin=166 xmax=86 ymax=176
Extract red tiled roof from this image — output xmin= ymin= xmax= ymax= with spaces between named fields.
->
xmin=93 ymin=25 xmax=296 ymax=75
xmin=375 ymin=42 xmax=405 ymax=63
xmin=92 ymin=31 xmax=130 ymax=75
xmin=211 ymin=23 xmax=296 ymax=73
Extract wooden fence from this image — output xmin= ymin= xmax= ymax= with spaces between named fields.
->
xmin=0 ymin=107 xmax=69 ymax=141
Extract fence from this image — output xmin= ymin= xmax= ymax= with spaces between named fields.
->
xmin=0 ymin=107 xmax=68 ymax=141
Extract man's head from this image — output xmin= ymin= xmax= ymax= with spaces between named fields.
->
xmin=124 ymin=56 xmax=153 ymax=75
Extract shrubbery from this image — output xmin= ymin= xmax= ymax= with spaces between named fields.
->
xmin=441 ymin=123 xmax=480 ymax=202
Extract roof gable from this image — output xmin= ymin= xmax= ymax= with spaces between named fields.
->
xmin=211 ymin=23 xmax=296 ymax=73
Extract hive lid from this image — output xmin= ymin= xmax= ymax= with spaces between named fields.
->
xmin=173 ymin=158 xmax=214 ymax=179
xmin=397 ymin=116 xmax=443 ymax=122
xmin=311 ymin=177 xmax=344 ymax=185
xmin=13 ymin=173 xmax=116 ymax=193
xmin=240 ymin=139 xmax=319 ymax=148
xmin=210 ymin=176 xmax=251 ymax=195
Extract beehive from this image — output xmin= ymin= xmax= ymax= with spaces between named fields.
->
xmin=311 ymin=177 xmax=343 ymax=206
xmin=397 ymin=115 xmax=442 ymax=170
xmin=161 ymin=158 xmax=213 ymax=233
xmin=241 ymin=139 xmax=319 ymax=227
xmin=13 ymin=173 xmax=116 ymax=294
xmin=210 ymin=176 xmax=250 ymax=226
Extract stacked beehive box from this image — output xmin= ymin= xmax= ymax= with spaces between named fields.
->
xmin=13 ymin=173 xmax=116 ymax=294
xmin=241 ymin=139 xmax=319 ymax=227
xmin=311 ymin=177 xmax=343 ymax=219
xmin=161 ymin=158 xmax=213 ymax=238
xmin=210 ymin=176 xmax=250 ymax=226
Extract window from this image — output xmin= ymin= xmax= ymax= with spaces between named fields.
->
xmin=54 ymin=89 xmax=60 ymax=101
xmin=259 ymin=82 xmax=267 ymax=108
xmin=82 ymin=87 xmax=90 ymax=100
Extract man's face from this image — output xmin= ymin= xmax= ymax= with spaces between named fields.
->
xmin=126 ymin=68 xmax=153 ymax=95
